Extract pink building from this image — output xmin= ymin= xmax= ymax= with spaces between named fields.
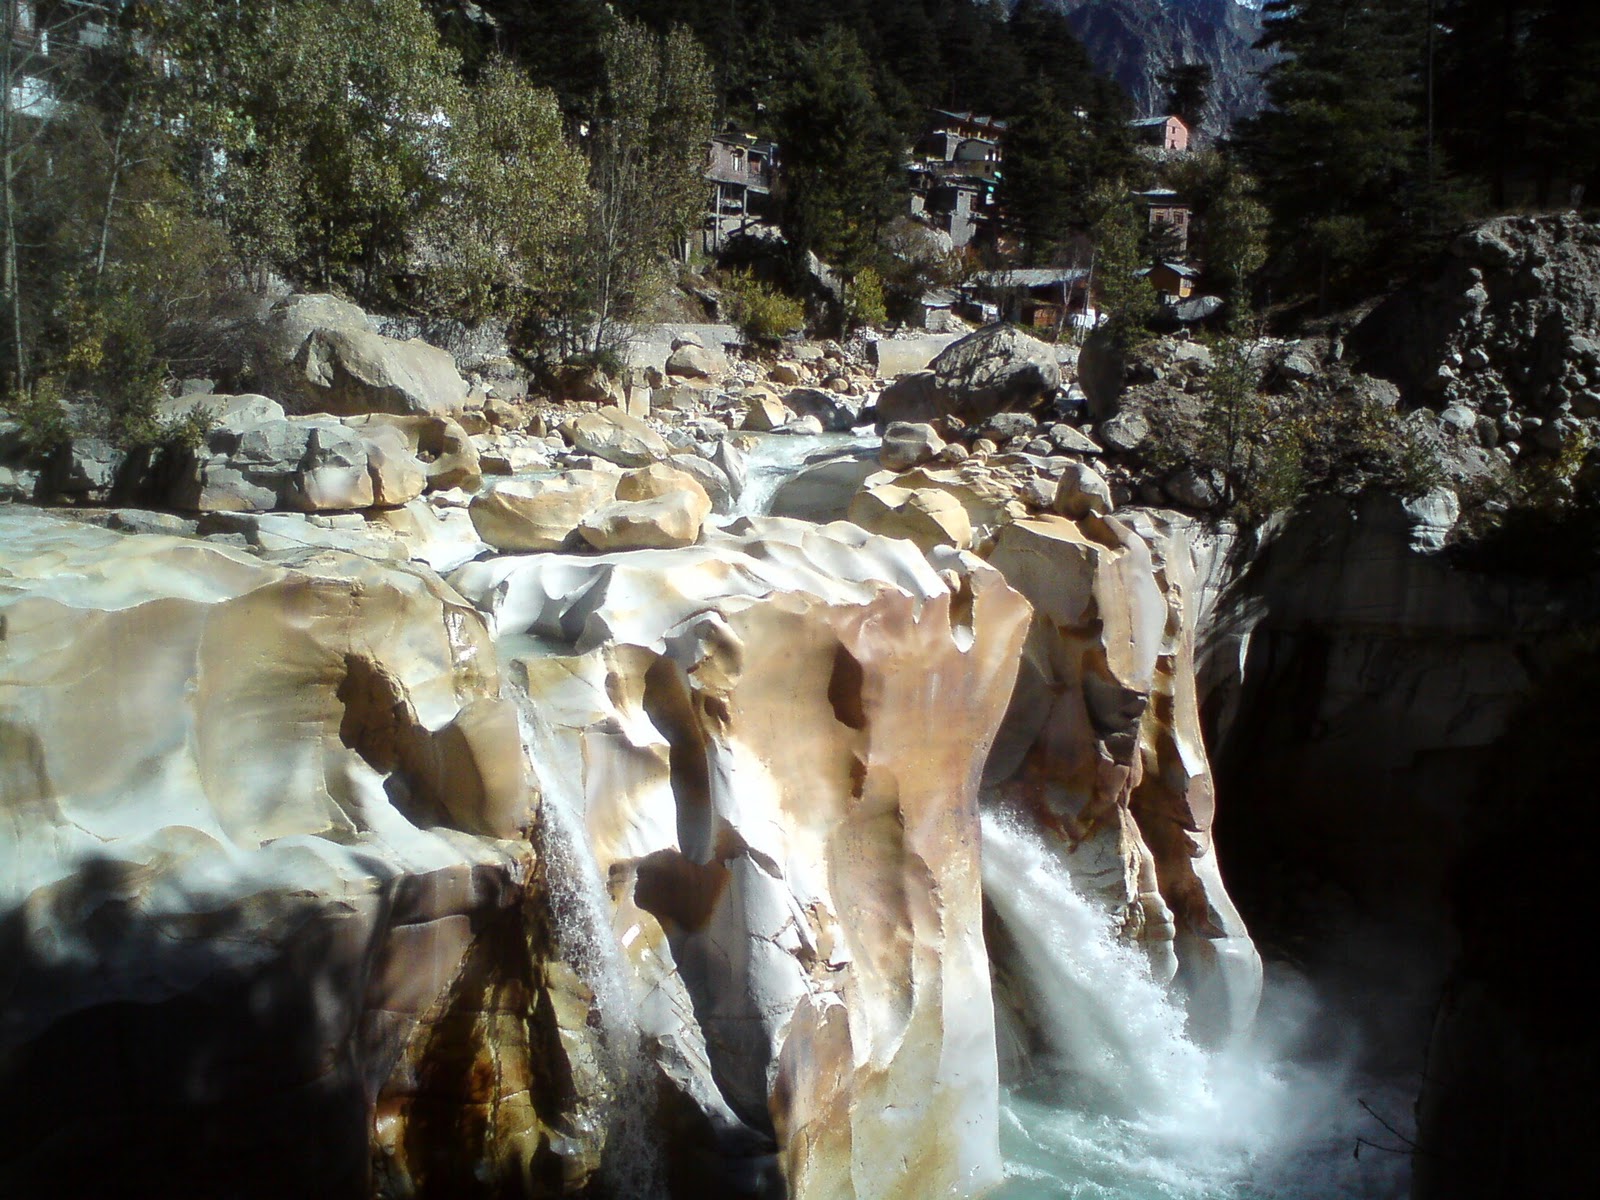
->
xmin=1130 ymin=115 xmax=1191 ymax=153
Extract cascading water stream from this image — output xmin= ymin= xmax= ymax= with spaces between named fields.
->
xmin=718 ymin=429 xmax=879 ymax=520
xmin=506 ymin=671 xmax=667 ymax=1198
xmin=981 ymin=810 xmax=1414 ymax=1200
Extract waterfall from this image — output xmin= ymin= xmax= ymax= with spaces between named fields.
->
xmin=981 ymin=810 xmax=1413 ymax=1200
xmin=508 ymin=674 xmax=667 ymax=1198
xmin=982 ymin=811 xmax=1212 ymax=1116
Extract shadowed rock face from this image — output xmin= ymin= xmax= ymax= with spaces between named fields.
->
xmin=0 ymin=510 xmax=600 ymax=1199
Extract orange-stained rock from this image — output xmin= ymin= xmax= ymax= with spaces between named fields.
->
xmin=454 ymin=518 xmax=1033 ymax=1200
xmin=984 ymin=512 xmax=1260 ymax=1042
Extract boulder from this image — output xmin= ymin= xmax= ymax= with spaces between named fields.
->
xmin=741 ymin=394 xmax=792 ymax=432
xmin=578 ymin=489 xmax=709 ymax=551
xmin=848 ymin=484 xmax=974 ymax=552
xmin=879 ymin=421 xmax=946 ymax=472
xmin=710 ymin=438 xmax=749 ymax=501
xmin=361 ymin=424 xmax=430 ymax=507
xmin=1164 ymin=465 xmax=1224 ymax=511
xmin=44 ymin=437 xmax=126 ymax=501
xmin=1046 ymin=423 xmax=1103 ymax=455
xmin=343 ymin=413 xmax=482 ymax=493
xmin=1097 ymin=411 xmax=1151 ymax=454
xmin=782 ymin=387 xmax=858 ymax=432
xmin=1052 ymin=461 xmax=1114 ymax=519
xmin=255 ymin=292 xmax=376 ymax=366
xmin=872 ymin=369 xmax=944 ymax=426
xmin=980 ymin=412 xmax=1038 ymax=442
xmin=292 ymin=326 xmax=469 ymax=417
xmin=468 ymin=470 xmax=620 ymax=552
xmin=560 ymin=409 xmax=673 ymax=468
xmin=664 ymin=453 xmax=737 ymax=514
xmin=926 ymin=323 xmax=1061 ymax=422
xmin=282 ymin=422 xmax=376 ymax=512
xmin=665 ymin=342 xmax=728 ymax=380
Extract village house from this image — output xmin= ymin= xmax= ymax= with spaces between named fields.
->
xmin=965 ymin=266 xmax=1093 ymax=332
xmin=704 ymin=130 xmax=778 ymax=252
xmin=1132 ymin=187 xmax=1193 ymax=255
xmin=908 ymin=109 xmax=1006 ymax=251
xmin=1139 ymin=260 xmax=1201 ymax=301
xmin=1130 ymin=114 xmax=1191 ymax=153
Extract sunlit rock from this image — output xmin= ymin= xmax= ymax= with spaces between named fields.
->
xmin=469 ymin=470 xmax=619 ymax=553
xmin=984 ymin=511 xmax=1261 ymax=1042
xmin=452 ymin=518 xmax=1032 ymax=1200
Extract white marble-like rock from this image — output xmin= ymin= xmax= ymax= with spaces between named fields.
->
xmin=0 ymin=508 xmax=568 ymax=1197
xmin=848 ymin=483 xmax=974 ymax=552
xmin=452 ymin=519 xmax=1032 ymax=1200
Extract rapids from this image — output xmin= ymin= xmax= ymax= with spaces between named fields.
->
xmin=982 ymin=811 xmax=1414 ymax=1200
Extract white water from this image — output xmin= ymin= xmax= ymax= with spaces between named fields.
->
xmin=982 ymin=811 xmax=1414 ymax=1200
xmin=507 ymin=675 xmax=667 ymax=1197
xmin=720 ymin=429 xmax=879 ymax=519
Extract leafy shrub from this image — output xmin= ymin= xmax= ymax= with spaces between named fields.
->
xmin=843 ymin=267 xmax=887 ymax=330
xmin=1183 ymin=338 xmax=1444 ymax=520
xmin=722 ymin=270 xmax=806 ymax=344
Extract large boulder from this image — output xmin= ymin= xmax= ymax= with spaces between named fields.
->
xmin=930 ymin=324 xmax=1060 ymax=421
xmin=872 ymin=370 xmax=944 ymax=426
xmin=468 ymin=470 xmax=620 ymax=552
xmin=879 ymin=421 xmax=946 ymax=472
xmin=560 ymin=408 xmax=673 ymax=467
xmin=665 ymin=342 xmax=729 ymax=380
xmin=344 ymin=413 xmax=482 ymax=493
xmin=782 ymin=387 xmax=858 ymax=432
xmin=251 ymin=294 xmax=470 ymax=418
xmin=293 ymin=327 xmax=469 ymax=417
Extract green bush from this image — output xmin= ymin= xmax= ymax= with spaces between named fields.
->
xmin=843 ymin=267 xmax=887 ymax=330
xmin=722 ymin=270 xmax=806 ymax=344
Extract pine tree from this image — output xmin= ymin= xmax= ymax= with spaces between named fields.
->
xmin=1160 ymin=62 xmax=1213 ymax=135
xmin=771 ymin=29 xmax=903 ymax=276
xmin=1239 ymin=0 xmax=1437 ymax=305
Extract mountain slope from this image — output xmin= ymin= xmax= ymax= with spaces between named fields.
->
xmin=1046 ymin=0 xmax=1272 ymax=134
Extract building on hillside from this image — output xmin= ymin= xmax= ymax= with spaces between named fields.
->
xmin=966 ymin=266 xmax=1093 ymax=332
xmin=1130 ymin=114 xmax=1190 ymax=153
xmin=908 ymin=109 xmax=1007 ymax=251
xmin=1132 ymin=188 xmax=1193 ymax=255
xmin=704 ymin=130 xmax=779 ymax=253
xmin=1139 ymin=260 xmax=1201 ymax=301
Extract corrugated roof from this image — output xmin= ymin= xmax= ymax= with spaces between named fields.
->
xmin=972 ymin=268 xmax=1090 ymax=288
